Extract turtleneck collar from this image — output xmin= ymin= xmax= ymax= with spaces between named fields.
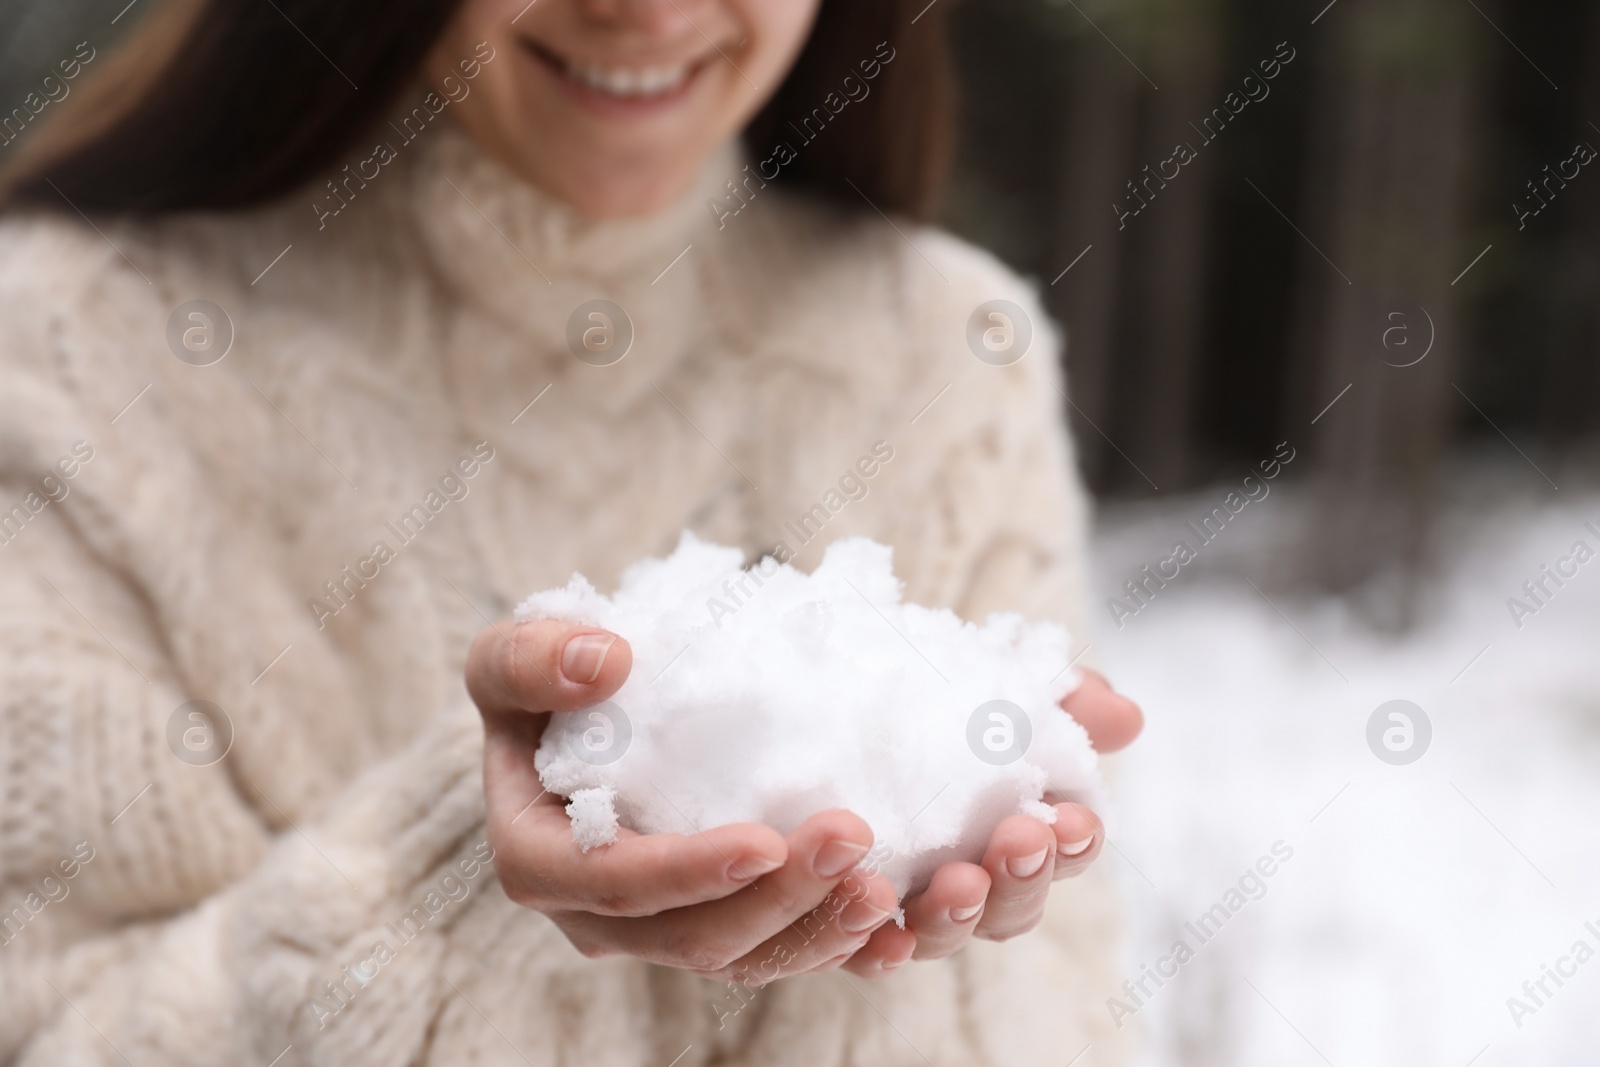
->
xmin=406 ymin=113 xmax=741 ymax=333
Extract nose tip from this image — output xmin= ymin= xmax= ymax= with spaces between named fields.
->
xmin=574 ymin=0 xmax=707 ymax=36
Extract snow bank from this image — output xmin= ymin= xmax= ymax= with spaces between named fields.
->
xmin=1099 ymin=476 xmax=1600 ymax=1067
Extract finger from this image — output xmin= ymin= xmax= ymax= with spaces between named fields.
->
xmin=481 ymin=697 xmax=563 ymax=827
xmin=973 ymin=814 xmax=1056 ymax=941
xmin=840 ymin=919 xmax=918 ymax=978
xmin=725 ymin=869 xmax=899 ymax=985
xmin=491 ymin=794 xmax=788 ymax=917
xmin=1049 ymin=802 xmax=1104 ymax=880
xmin=569 ymin=809 xmax=878 ymax=973
xmin=903 ymin=861 xmax=991 ymax=960
xmin=1060 ymin=668 xmax=1144 ymax=752
xmin=467 ymin=618 xmax=633 ymax=719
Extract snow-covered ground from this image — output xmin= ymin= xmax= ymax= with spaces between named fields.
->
xmin=1094 ymin=462 xmax=1600 ymax=1067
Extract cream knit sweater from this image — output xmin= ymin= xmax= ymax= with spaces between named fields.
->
xmin=0 ymin=114 xmax=1132 ymax=1065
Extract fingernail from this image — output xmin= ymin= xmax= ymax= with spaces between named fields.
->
xmin=1007 ymin=847 xmax=1051 ymax=879
xmin=728 ymin=855 xmax=784 ymax=882
xmin=561 ymin=633 xmax=615 ymax=684
xmin=1058 ymin=835 xmax=1095 ymax=858
xmin=880 ymin=958 xmax=907 ymax=971
xmin=948 ymin=902 xmax=983 ymax=923
xmin=841 ymin=897 xmax=891 ymax=934
xmin=813 ymin=839 xmax=870 ymax=879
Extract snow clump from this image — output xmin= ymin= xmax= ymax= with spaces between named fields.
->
xmin=516 ymin=532 xmax=1103 ymax=896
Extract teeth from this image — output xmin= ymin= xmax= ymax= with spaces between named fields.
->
xmin=567 ymin=60 xmax=688 ymax=97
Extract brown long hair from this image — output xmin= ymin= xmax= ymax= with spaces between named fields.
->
xmin=0 ymin=0 xmax=952 ymax=220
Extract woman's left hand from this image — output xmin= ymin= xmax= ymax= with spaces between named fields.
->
xmin=841 ymin=668 xmax=1143 ymax=975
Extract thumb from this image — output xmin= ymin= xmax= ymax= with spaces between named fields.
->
xmin=467 ymin=618 xmax=632 ymax=720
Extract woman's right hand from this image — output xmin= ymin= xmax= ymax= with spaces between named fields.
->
xmin=465 ymin=620 xmax=903 ymax=983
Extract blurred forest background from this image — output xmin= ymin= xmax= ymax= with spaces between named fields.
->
xmin=4 ymin=0 xmax=1595 ymax=620
xmin=940 ymin=0 xmax=1597 ymax=622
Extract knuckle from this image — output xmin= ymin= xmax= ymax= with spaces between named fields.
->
xmin=713 ymin=965 xmax=764 ymax=988
xmin=553 ymin=918 xmax=613 ymax=960
xmin=662 ymin=931 xmax=739 ymax=974
xmin=792 ymin=902 xmax=844 ymax=946
xmin=497 ymin=871 xmax=539 ymax=909
xmin=759 ymin=882 xmax=808 ymax=917
xmin=585 ymin=890 xmax=649 ymax=918
xmin=503 ymin=624 xmax=555 ymax=698
xmin=570 ymin=935 xmax=611 ymax=960
xmin=705 ymin=946 xmax=746 ymax=974
xmin=496 ymin=860 xmax=567 ymax=914
xmin=699 ymin=961 xmax=737 ymax=984
xmin=469 ymin=625 xmax=503 ymax=669
xmin=612 ymin=900 xmax=659 ymax=919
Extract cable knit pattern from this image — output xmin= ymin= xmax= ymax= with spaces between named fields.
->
xmin=0 ymin=109 xmax=1132 ymax=1066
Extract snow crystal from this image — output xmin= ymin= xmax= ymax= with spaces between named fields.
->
xmin=516 ymin=532 xmax=1102 ymax=896
xmin=565 ymin=786 xmax=620 ymax=851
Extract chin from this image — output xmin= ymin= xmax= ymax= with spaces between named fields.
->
xmin=528 ymin=138 xmax=709 ymax=219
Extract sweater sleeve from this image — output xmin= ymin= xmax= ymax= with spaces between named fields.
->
xmin=0 ymin=530 xmax=495 ymax=1065
xmin=0 ymin=226 xmax=498 ymax=1065
xmin=0 ymin=567 xmax=500 ymax=1066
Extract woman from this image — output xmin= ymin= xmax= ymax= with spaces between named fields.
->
xmin=0 ymin=0 xmax=1143 ymax=1063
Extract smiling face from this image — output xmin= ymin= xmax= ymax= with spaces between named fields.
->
xmin=426 ymin=0 xmax=822 ymax=218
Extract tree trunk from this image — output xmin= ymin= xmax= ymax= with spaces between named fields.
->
xmin=1049 ymin=27 xmax=1147 ymax=492
xmin=1298 ymin=0 xmax=1484 ymax=626
xmin=1116 ymin=0 xmax=1224 ymax=492
xmin=1540 ymin=5 xmax=1600 ymax=443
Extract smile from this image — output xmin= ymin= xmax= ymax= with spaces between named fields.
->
xmin=521 ymin=39 xmax=711 ymax=103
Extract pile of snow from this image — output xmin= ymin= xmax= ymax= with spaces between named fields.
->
xmin=515 ymin=533 xmax=1102 ymax=895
